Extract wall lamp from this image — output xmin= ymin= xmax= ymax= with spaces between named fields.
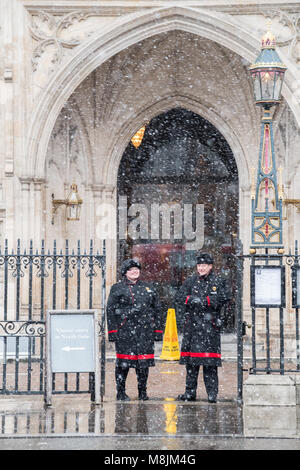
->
xmin=51 ymin=183 xmax=83 ymax=225
xmin=283 ymin=199 xmax=300 ymax=211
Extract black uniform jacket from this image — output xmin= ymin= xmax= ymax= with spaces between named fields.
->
xmin=175 ymin=271 xmax=229 ymax=367
xmin=107 ymin=279 xmax=163 ymax=368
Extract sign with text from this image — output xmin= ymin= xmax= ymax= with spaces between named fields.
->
xmin=251 ymin=265 xmax=285 ymax=308
xmin=45 ymin=310 xmax=100 ymax=405
xmin=50 ymin=313 xmax=95 ymax=372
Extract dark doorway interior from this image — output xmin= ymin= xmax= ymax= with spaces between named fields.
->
xmin=117 ymin=108 xmax=239 ymax=331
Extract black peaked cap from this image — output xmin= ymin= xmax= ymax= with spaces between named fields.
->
xmin=121 ymin=258 xmax=142 ymax=276
xmin=196 ymin=253 xmax=214 ymax=265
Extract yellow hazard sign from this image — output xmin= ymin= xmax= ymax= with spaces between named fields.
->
xmin=160 ymin=308 xmax=180 ymax=361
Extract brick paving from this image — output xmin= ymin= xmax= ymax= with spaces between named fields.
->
xmin=104 ymin=359 xmax=241 ymax=402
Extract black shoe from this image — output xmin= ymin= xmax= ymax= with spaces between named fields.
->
xmin=117 ymin=391 xmax=130 ymax=401
xmin=138 ymin=391 xmax=149 ymax=401
xmin=177 ymin=393 xmax=196 ymax=402
xmin=208 ymin=396 xmax=217 ymax=403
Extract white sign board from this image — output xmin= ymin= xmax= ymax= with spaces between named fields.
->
xmin=45 ymin=310 xmax=100 ymax=406
xmin=50 ymin=314 xmax=95 ymax=373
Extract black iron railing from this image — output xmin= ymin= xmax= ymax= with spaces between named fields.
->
xmin=0 ymin=239 xmax=106 ymax=397
xmin=2 ymin=238 xmax=299 ymax=403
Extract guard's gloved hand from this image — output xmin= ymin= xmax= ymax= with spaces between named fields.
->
xmin=188 ymin=296 xmax=207 ymax=311
xmin=189 ymin=296 xmax=205 ymax=307
xmin=154 ymin=331 xmax=163 ymax=342
xmin=108 ymin=331 xmax=117 ymax=342
xmin=190 ymin=296 xmax=202 ymax=306
xmin=130 ymin=303 xmax=142 ymax=316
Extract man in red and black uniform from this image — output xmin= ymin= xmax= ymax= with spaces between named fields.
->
xmin=107 ymin=259 xmax=163 ymax=401
xmin=176 ymin=253 xmax=230 ymax=403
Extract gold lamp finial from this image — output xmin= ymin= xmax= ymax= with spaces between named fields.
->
xmin=261 ymin=20 xmax=276 ymax=49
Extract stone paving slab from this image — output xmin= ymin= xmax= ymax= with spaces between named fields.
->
xmin=0 ymin=355 xmax=300 ymax=450
xmin=104 ymin=359 xmax=240 ymax=402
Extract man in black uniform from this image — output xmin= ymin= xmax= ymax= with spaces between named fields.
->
xmin=107 ymin=259 xmax=163 ymax=401
xmin=175 ymin=253 xmax=230 ymax=403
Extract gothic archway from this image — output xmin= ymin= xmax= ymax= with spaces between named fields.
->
xmin=117 ymin=108 xmax=239 ymax=331
xmin=27 ymin=5 xmax=297 ymax=181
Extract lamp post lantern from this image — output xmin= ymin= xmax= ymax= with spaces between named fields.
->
xmin=51 ymin=183 xmax=83 ymax=225
xmin=249 ymin=28 xmax=287 ymax=252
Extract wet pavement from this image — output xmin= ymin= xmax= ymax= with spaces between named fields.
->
xmin=0 ymin=338 xmax=300 ymax=450
xmin=0 ymin=395 xmax=299 ymax=450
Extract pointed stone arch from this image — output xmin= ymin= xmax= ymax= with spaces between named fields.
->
xmin=26 ymin=5 xmax=295 ymax=180
xmin=104 ymin=94 xmax=247 ymax=189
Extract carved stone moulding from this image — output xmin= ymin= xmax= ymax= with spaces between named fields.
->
xmin=29 ymin=9 xmax=101 ymax=73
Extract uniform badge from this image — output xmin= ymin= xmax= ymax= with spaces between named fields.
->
xmin=212 ymin=286 xmax=217 ymax=291
xmin=146 ymin=287 xmax=152 ymax=293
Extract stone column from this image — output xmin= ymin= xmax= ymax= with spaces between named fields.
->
xmin=92 ymin=184 xmax=104 ymax=246
xmin=103 ymin=184 xmax=117 ymax=288
xmin=0 ymin=184 xmax=6 ymax=249
xmin=19 ymin=177 xmax=31 ymax=247
xmin=2 ymin=0 xmax=14 ymax=179
xmin=83 ymin=184 xmax=94 ymax=248
xmin=33 ymin=178 xmax=45 ymax=247
xmin=93 ymin=184 xmax=117 ymax=289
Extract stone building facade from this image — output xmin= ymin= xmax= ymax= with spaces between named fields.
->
xmin=1 ymin=0 xmax=300 ymax=339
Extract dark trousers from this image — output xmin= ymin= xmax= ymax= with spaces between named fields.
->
xmin=115 ymin=365 xmax=149 ymax=393
xmin=185 ymin=364 xmax=218 ymax=399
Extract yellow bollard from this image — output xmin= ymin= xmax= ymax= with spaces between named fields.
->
xmin=160 ymin=308 xmax=180 ymax=361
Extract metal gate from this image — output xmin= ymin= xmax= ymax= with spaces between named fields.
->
xmin=2 ymin=238 xmax=299 ymax=402
xmin=0 ymin=239 xmax=106 ymax=398
xmin=237 ymin=240 xmax=300 ymax=401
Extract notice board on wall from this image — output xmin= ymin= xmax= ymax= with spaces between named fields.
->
xmin=250 ymin=265 xmax=286 ymax=308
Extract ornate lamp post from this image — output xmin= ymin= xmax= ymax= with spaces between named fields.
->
xmin=249 ymin=27 xmax=287 ymax=252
